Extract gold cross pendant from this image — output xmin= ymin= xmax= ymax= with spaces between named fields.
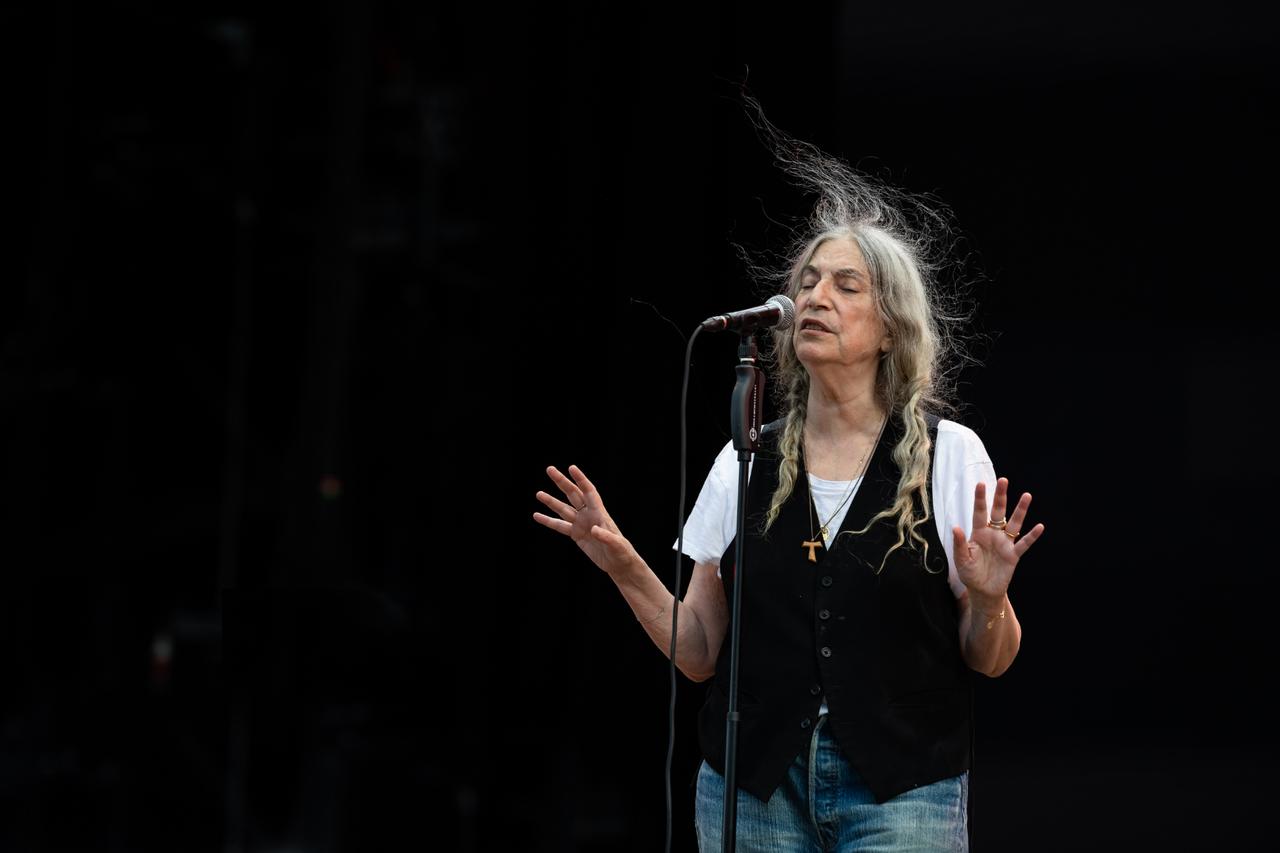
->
xmin=801 ymin=540 xmax=823 ymax=563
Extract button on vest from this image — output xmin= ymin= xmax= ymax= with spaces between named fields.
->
xmin=697 ymin=414 xmax=971 ymax=804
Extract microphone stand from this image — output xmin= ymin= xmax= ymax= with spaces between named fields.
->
xmin=722 ymin=330 xmax=764 ymax=853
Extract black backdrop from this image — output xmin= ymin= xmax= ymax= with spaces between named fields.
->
xmin=5 ymin=2 xmax=1279 ymax=851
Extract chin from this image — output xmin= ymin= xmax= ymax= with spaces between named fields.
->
xmin=793 ymin=349 xmax=829 ymax=371
xmin=794 ymin=338 xmax=828 ymax=357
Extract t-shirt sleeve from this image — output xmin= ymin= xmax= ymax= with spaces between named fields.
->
xmin=674 ymin=441 xmax=741 ymax=566
xmin=932 ymin=420 xmax=998 ymax=599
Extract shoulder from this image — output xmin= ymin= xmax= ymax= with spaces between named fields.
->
xmin=934 ymin=418 xmax=992 ymax=468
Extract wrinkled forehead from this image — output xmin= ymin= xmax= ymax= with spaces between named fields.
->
xmin=809 ymin=235 xmax=864 ymax=267
xmin=803 ymin=235 xmax=873 ymax=285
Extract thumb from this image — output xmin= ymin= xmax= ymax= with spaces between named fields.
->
xmin=591 ymin=525 xmax=627 ymax=550
xmin=951 ymin=526 xmax=969 ymax=559
xmin=590 ymin=524 xmax=611 ymax=541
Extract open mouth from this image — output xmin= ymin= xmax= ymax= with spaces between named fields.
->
xmin=799 ymin=318 xmax=832 ymax=333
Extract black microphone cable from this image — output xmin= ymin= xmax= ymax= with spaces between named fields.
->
xmin=665 ymin=322 xmax=702 ymax=853
xmin=661 ymin=297 xmax=788 ymax=850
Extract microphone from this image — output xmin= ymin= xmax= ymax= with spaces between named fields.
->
xmin=700 ymin=294 xmax=796 ymax=333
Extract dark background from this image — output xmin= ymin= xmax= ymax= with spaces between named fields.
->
xmin=4 ymin=2 xmax=1278 ymax=851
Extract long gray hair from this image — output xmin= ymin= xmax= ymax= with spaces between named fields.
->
xmin=747 ymin=103 xmax=973 ymax=569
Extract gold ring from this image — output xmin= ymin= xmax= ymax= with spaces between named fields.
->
xmin=1003 ymin=529 xmax=1019 ymax=540
xmin=987 ymin=518 xmax=1007 ymax=530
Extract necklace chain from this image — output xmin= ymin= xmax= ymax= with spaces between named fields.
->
xmin=802 ymin=414 xmax=889 ymax=561
xmin=809 ymin=457 xmax=864 ymax=539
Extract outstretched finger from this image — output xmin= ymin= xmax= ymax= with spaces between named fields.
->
xmin=536 ymin=490 xmax=578 ymax=520
xmin=1006 ymin=492 xmax=1033 ymax=536
xmin=546 ymin=466 xmax=587 ymax=510
xmin=567 ymin=465 xmax=601 ymax=506
xmin=532 ymin=511 xmax=574 ymax=536
xmin=1013 ymin=523 xmax=1045 ymax=558
xmin=951 ymin=525 xmax=970 ymax=561
xmin=970 ymin=481 xmax=989 ymax=535
xmin=989 ymin=477 xmax=1010 ymax=525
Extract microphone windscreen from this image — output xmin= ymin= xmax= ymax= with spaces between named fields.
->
xmin=767 ymin=295 xmax=796 ymax=331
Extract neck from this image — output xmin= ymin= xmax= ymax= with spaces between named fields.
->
xmin=804 ymin=376 xmax=886 ymax=442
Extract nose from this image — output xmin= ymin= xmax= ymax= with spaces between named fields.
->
xmin=805 ymin=275 xmax=835 ymax=308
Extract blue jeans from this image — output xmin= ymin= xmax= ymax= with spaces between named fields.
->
xmin=694 ymin=716 xmax=968 ymax=852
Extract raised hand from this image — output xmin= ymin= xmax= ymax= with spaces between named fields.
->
xmin=952 ymin=477 xmax=1045 ymax=605
xmin=533 ymin=465 xmax=641 ymax=580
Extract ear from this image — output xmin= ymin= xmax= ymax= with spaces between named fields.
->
xmin=879 ymin=335 xmax=893 ymax=353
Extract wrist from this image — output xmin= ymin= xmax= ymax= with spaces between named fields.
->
xmin=970 ymin=592 xmax=1008 ymax=628
xmin=607 ymin=550 xmax=650 ymax=586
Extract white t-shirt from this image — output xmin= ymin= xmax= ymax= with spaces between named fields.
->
xmin=675 ymin=419 xmax=997 ymax=600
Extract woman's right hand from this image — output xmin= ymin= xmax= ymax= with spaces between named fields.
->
xmin=533 ymin=465 xmax=641 ymax=580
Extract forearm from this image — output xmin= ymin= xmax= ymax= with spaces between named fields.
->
xmin=960 ymin=593 xmax=1022 ymax=677
xmin=610 ymin=560 xmax=718 ymax=682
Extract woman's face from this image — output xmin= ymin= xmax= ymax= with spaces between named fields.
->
xmin=792 ymin=237 xmax=891 ymax=376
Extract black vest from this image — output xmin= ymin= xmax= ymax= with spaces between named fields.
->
xmin=697 ymin=413 xmax=971 ymax=804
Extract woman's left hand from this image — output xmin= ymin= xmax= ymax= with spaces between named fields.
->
xmin=953 ymin=478 xmax=1045 ymax=604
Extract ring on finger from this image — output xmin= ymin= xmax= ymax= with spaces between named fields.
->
xmin=1003 ymin=529 xmax=1019 ymax=540
xmin=987 ymin=517 xmax=1008 ymax=530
